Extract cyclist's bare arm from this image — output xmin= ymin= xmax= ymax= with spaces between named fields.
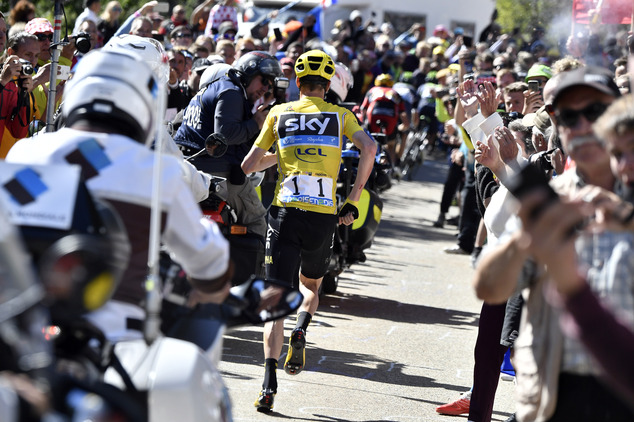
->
xmin=241 ymin=146 xmax=277 ymax=174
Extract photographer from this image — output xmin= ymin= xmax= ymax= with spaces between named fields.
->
xmin=26 ymin=18 xmax=90 ymax=125
xmin=173 ymin=51 xmax=283 ymax=241
xmin=0 ymin=31 xmax=39 ymax=158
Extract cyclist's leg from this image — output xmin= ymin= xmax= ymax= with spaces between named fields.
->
xmin=284 ymin=211 xmax=337 ymax=375
xmin=262 ymin=206 xmax=301 ymax=362
xmin=385 ymin=136 xmax=398 ymax=166
xmin=296 ymin=210 xmax=337 ymax=315
xmin=258 ymin=207 xmax=303 ymax=409
xmin=396 ymin=101 xmax=413 ymax=161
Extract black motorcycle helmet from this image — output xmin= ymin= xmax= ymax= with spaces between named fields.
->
xmin=233 ymin=51 xmax=283 ymax=89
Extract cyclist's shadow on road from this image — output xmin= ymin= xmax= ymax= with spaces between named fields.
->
xmin=221 ymin=288 xmax=478 ymax=392
xmin=221 ymin=327 xmax=468 ymax=394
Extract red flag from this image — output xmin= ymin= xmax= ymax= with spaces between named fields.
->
xmin=573 ymin=0 xmax=595 ymax=24
xmin=573 ymin=0 xmax=632 ymax=25
xmin=600 ymin=0 xmax=632 ymax=24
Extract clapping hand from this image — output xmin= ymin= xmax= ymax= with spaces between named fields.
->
xmin=456 ymin=79 xmax=479 ymax=118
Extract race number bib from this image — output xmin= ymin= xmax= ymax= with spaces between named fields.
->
xmin=279 ymin=174 xmax=334 ymax=207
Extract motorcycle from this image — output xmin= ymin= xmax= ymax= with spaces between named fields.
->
xmin=185 ymin=133 xmax=265 ymax=286
xmin=321 ymin=137 xmax=384 ymax=295
xmin=0 ymin=159 xmax=302 ymax=422
xmin=0 ymin=273 xmax=301 ymax=422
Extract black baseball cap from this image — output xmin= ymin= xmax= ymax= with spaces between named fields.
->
xmin=192 ymin=58 xmax=212 ymax=73
xmin=552 ymin=66 xmax=621 ymax=107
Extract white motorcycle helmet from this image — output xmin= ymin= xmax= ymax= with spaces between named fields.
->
xmin=105 ymin=34 xmax=169 ymax=85
xmin=329 ymin=62 xmax=353 ymax=103
xmin=62 ymin=49 xmax=159 ymax=145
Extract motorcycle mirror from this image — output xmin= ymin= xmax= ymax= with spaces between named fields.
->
xmin=224 ymin=276 xmax=303 ymax=327
xmin=161 ymin=277 xmax=303 ymax=350
xmin=205 ymin=133 xmax=228 ymax=158
xmin=28 ymin=120 xmax=46 ymax=137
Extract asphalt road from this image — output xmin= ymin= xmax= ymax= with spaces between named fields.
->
xmin=219 ymin=153 xmax=516 ymax=422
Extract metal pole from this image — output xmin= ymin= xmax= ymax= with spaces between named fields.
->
xmin=144 ymin=73 xmax=168 ymax=345
xmin=45 ymin=0 xmax=63 ymax=131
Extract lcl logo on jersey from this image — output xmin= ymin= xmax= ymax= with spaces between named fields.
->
xmin=294 ymin=146 xmax=328 ymax=163
xmin=278 ymin=112 xmax=340 ymax=145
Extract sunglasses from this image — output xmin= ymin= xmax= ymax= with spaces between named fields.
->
xmin=36 ymin=33 xmax=53 ymax=41
xmin=175 ymin=33 xmax=192 ymax=39
xmin=554 ymin=102 xmax=608 ymax=128
xmin=217 ymin=33 xmax=235 ymax=41
xmin=112 ymin=6 xmax=122 ymax=12
xmin=260 ymin=77 xmax=273 ymax=89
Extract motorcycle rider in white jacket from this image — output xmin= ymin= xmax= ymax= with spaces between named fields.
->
xmin=6 ymin=48 xmax=232 ymax=342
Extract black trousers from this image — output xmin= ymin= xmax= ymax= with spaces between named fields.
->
xmin=439 ymin=158 xmax=464 ymax=214
xmin=469 ymin=302 xmax=508 ymax=422
xmin=457 ymin=167 xmax=480 ymax=253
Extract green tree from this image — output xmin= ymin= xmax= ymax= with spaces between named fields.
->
xmin=496 ymin=0 xmax=574 ymax=44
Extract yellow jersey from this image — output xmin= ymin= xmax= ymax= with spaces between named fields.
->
xmin=254 ymin=96 xmax=363 ymax=214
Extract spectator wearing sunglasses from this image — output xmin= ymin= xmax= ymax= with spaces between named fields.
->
xmin=97 ymin=1 xmax=123 ymax=44
xmin=73 ymin=0 xmax=101 ymax=35
xmin=23 ymin=17 xmax=53 ymax=66
xmin=193 ymin=34 xmax=215 ymax=55
xmin=214 ymin=20 xmax=237 ymax=43
xmin=170 ymin=25 xmax=194 ymax=49
xmin=22 ymin=18 xmax=67 ymax=119
xmin=473 ymin=65 xmax=633 ymax=422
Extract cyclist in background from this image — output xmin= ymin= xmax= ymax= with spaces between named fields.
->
xmin=359 ymin=73 xmax=410 ymax=172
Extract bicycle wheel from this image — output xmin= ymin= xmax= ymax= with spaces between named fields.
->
xmin=404 ymin=130 xmax=426 ymax=181
xmin=400 ymin=131 xmax=417 ymax=179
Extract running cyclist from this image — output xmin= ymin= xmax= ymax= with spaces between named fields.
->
xmin=242 ymin=49 xmax=377 ymax=413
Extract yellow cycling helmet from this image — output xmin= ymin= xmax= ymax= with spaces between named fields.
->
xmin=295 ymin=50 xmax=336 ymax=81
xmin=374 ymin=73 xmax=394 ymax=87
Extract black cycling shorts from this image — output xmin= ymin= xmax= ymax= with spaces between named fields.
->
xmin=265 ymin=205 xmax=337 ymax=287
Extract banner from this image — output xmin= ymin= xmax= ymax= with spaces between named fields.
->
xmin=573 ymin=0 xmax=632 ymax=25
xmin=600 ymin=0 xmax=632 ymax=24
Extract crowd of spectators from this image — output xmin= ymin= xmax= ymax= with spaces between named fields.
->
xmin=0 ymin=0 xmax=632 ymax=158
xmin=0 ymin=0 xmax=633 ymax=420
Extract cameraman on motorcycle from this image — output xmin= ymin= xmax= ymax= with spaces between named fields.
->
xmin=6 ymin=49 xmax=232 ymax=342
xmin=173 ymin=51 xmax=284 ymax=241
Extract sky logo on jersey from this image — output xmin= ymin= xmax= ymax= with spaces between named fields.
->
xmin=278 ymin=112 xmax=340 ymax=149
xmin=3 ymin=167 xmax=48 ymax=205
xmin=65 ymin=138 xmax=112 ymax=180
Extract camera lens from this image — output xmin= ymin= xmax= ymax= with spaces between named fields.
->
xmin=18 ymin=59 xmax=33 ymax=76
